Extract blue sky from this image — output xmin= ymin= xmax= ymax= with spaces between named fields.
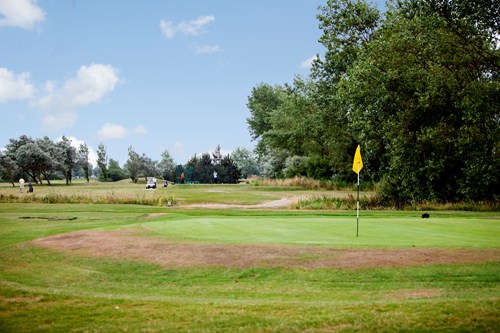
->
xmin=1 ymin=0 xmax=384 ymax=166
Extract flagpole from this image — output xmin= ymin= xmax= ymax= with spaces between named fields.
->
xmin=352 ymin=144 xmax=363 ymax=238
xmin=356 ymin=162 xmax=360 ymax=237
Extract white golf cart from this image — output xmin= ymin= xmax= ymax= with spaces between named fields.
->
xmin=145 ymin=177 xmax=157 ymax=189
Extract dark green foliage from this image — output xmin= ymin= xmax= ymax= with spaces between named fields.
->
xmin=107 ymin=159 xmax=127 ymax=182
xmin=246 ymin=0 xmax=499 ymax=204
xmin=185 ymin=147 xmax=242 ymax=184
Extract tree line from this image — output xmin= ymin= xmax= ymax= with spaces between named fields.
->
xmin=0 ymin=136 xmax=261 ymax=186
xmin=246 ymin=0 xmax=499 ymax=204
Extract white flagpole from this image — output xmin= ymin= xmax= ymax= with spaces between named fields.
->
xmin=356 ymin=161 xmax=360 ymax=237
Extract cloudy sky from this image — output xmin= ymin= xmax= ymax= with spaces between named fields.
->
xmin=1 ymin=0 xmax=384 ymax=166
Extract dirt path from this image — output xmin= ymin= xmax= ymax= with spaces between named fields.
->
xmin=32 ymin=229 xmax=499 ymax=269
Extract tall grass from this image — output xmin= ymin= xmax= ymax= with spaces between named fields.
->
xmin=0 ymin=191 xmax=177 ymax=206
xmin=250 ymin=176 xmax=375 ymax=191
xmin=294 ymin=194 xmax=500 ymax=211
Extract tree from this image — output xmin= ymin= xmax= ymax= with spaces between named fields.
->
xmin=342 ymin=0 xmax=500 ymax=203
xmin=96 ymin=143 xmax=109 ymax=182
xmin=185 ymin=153 xmax=212 ymax=183
xmin=212 ymin=145 xmax=223 ymax=166
xmin=219 ymin=154 xmax=241 ymax=184
xmin=139 ymin=154 xmax=158 ymax=182
xmin=108 ymin=159 xmax=127 ymax=181
xmin=231 ymin=147 xmax=261 ymax=178
xmin=157 ymin=149 xmax=176 ymax=181
xmin=77 ymin=143 xmax=91 ymax=182
xmin=57 ymin=136 xmax=77 ymax=185
xmin=0 ymin=151 xmax=19 ymax=186
xmin=124 ymin=146 xmax=141 ymax=183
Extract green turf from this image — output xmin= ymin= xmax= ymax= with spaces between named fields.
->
xmin=142 ymin=213 xmax=499 ymax=247
xmin=0 ymin=196 xmax=499 ymax=332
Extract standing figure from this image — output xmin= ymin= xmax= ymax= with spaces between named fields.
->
xmin=213 ymin=171 xmax=218 ymax=184
xmin=19 ymin=178 xmax=25 ymax=192
xmin=180 ymin=172 xmax=185 ymax=184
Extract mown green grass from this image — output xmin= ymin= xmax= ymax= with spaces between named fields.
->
xmin=0 ymin=185 xmax=499 ymax=332
xmin=142 ymin=212 xmax=500 ymax=247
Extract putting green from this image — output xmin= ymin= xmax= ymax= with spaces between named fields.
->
xmin=141 ymin=215 xmax=499 ymax=248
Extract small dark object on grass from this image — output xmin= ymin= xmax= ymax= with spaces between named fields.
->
xmin=19 ymin=216 xmax=78 ymax=221
xmin=422 ymin=213 xmax=430 ymax=219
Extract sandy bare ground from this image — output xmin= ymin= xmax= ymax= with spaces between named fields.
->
xmin=32 ymin=229 xmax=499 ymax=269
xmin=185 ymin=197 xmax=296 ymax=209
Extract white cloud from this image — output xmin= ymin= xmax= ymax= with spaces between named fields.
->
xmin=192 ymin=44 xmax=223 ymax=54
xmin=0 ymin=67 xmax=35 ymax=102
xmin=133 ymin=125 xmax=148 ymax=135
xmin=37 ymin=63 xmax=119 ymax=111
xmin=160 ymin=15 xmax=215 ymax=39
xmin=35 ymin=63 xmax=120 ymax=130
xmin=0 ymin=0 xmax=45 ymax=30
xmin=96 ymin=123 xmax=129 ymax=140
xmin=159 ymin=19 xmax=175 ymax=39
xmin=300 ymin=55 xmax=318 ymax=69
xmin=96 ymin=123 xmax=148 ymax=140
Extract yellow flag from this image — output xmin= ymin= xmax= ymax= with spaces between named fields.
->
xmin=352 ymin=145 xmax=363 ymax=174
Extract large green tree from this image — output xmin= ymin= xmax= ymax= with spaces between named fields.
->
xmin=343 ymin=0 xmax=499 ymax=203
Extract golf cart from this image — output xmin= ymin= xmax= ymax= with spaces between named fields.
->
xmin=146 ymin=177 xmax=157 ymax=189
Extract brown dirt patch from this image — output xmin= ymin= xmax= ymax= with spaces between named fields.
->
xmin=31 ymin=230 xmax=500 ymax=269
xmin=138 ymin=213 xmax=168 ymax=219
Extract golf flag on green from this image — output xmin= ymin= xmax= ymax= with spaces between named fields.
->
xmin=352 ymin=145 xmax=363 ymax=174
xmin=353 ymin=145 xmax=363 ymax=237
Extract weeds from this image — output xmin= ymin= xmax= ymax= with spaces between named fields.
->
xmin=251 ymin=176 xmax=376 ymax=191
xmin=0 ymin=191 xmax=177 ymax=206
xmin=293 ymin=194 xmax=500 ymax=211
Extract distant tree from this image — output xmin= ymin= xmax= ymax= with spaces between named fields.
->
xmin=157 ymin=149 xmax=176 ymax=181
xmin=212 ymin=145 xmax=223 ymax=166
xmin=37 ymin=137 xmax=59 ymax=184
xmin=0 ymin=151 xmax=19 ymax=186
xmin=140 ymin=153 xmax=158 ymax=182
xmin=124 ymin=146 xmax=141 ymax=183
xmin=230 ymin=147 xmax=260 ymax=178
xmin=7 ymin=136 xmax=57 ymax=185
xmin=96 ymin=143 xmax=109 ymax=182
xmin=108 ymin=159 xmax=127 ymax=182
xmin=219 ymin=154 xmax=241 ymax=184
xmin=57 ymin=136 xmax=77 ymax=185
xmin=77 ymin=142 xmax=91 ymax=182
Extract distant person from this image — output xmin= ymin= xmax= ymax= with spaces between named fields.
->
xmin=213 ymin=171 xmax=218 ymax=184
xmin=163 ymin=180 xmax=168 ymax=188
xmin=181 ymin=172 xmax=185 ymax=184
xmin=153 ymin=177 xmax=157 ymax=189
xmin=19 ymin=178 xmax=25 ymax=192
xmin=28 ymin=183 xmax=33 ymax=193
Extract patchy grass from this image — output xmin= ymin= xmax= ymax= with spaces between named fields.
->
xmin=0 ymin=187 xmax=499 ymax=332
